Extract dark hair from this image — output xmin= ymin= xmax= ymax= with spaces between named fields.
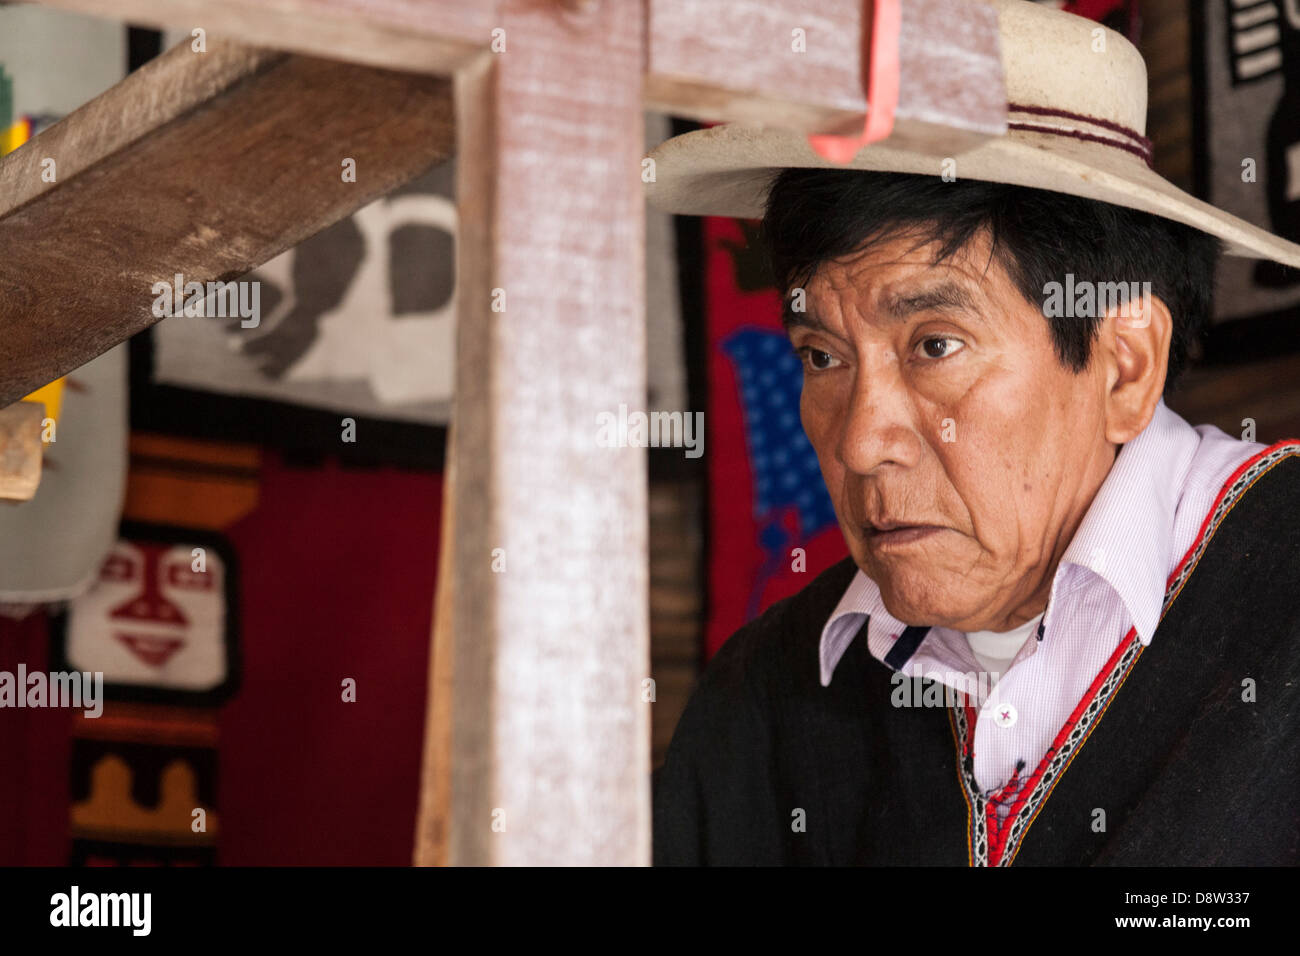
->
xmin=761 ymin=169 xmax=1221 ymax=395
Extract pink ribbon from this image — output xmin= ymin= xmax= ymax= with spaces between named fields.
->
xmin=806 ymin=0 xmax=901 ymax=163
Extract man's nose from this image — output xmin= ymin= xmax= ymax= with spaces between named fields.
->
xmin=835 ymin=359 xmax=921 ymax=475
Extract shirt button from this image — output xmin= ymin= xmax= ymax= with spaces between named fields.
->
xmin=993 ymin=704 xmax=1018 ymax=728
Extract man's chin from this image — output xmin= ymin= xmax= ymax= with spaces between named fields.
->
xmin=871 ymin=576 xmax=976 ymax=630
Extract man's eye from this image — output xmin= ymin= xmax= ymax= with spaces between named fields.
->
xmin=917 ymin=336 xmax=964 ymax=360
xmin=797 ymin=347 xmax=840 ymax=372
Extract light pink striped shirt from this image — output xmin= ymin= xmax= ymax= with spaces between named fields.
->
xmin=817 ymin=400 xmax=1262 ymax=811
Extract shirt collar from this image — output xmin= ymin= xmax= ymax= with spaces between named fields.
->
xmin=818 ymin=570 xmax=903 ymax=687
xmin=817 ymin=399 xmax=1201 ymax=686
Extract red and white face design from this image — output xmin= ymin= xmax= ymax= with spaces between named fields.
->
xmin=67 ymin=540 xmax=227 ymax=691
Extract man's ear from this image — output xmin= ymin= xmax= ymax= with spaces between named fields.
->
xmin=1100 ymin=292 xmax=1171 ymax=444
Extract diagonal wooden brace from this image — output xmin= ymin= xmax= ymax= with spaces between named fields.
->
xmin=0 ymin=37 xmax=454 ymax=407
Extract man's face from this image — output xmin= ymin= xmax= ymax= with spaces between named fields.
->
xmin=789 ymin=230 xmax=1117 ymax=632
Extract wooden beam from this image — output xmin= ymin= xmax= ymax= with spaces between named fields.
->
xmin=0 ymin=38 xmax=453 ymax=407
xmin=36 ymin=0 xmax=1006 ymax=155
xmin=645 ymin=0 xmax=1007 ymax=153
xmin=31 ymin=0 xmax=495 ymax=74
xmin=448 ymin=0 xmax=649 ymax=865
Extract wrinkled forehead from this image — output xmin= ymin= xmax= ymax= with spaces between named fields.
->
xmin=811 ymin=226 xmax=1005 ymax=290
xmin=784 ymin=230 xmax=1018 ymax=332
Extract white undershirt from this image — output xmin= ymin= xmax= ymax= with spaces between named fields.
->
xmin=965 ymin=613 xmax=1043 ymax=685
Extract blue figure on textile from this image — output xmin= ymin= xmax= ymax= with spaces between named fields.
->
xmin=721 ymin=328 xmax=839 ymax=621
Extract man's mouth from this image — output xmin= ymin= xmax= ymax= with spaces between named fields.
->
xmin=863 ymin=520 xmax=946 ymax=546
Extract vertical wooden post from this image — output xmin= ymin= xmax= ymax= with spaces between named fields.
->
xmin=414 ymin=426 xmax=458 ymax=867
xmin=447 ymin=0 xmax=648 ymax=865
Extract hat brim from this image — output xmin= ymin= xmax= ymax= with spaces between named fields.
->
xmin=644 ymin=124 xmax=1300 ymax=269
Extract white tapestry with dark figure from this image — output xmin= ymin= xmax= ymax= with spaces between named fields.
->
xmin=153 ymin=163 xmax=459 ymax=425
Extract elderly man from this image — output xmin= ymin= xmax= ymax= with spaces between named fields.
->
xmin=647 ymin=0 xmax=1300 ymax=866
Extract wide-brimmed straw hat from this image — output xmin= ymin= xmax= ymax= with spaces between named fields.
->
xmin=643 ymin=0 xmax=1300 ymax=268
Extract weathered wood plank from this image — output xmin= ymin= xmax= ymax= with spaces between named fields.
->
xmin=448 ymin=0 xmax=649 ymax=865
xmin=645 ymin=0 xmax=1006 ymax=153
xmin=31 ymin=0 xmax=495 ymax=74
xmin=0 ymin=38 xmax=453 ymax=406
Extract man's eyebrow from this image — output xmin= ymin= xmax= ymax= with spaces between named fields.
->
xmin=780 ymin=299 xmax=832 ymax=335
xmin=881 ymin=281 xmax=981 ymax=321
xmin=781 ymin=281 xmax=981 ymax=335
